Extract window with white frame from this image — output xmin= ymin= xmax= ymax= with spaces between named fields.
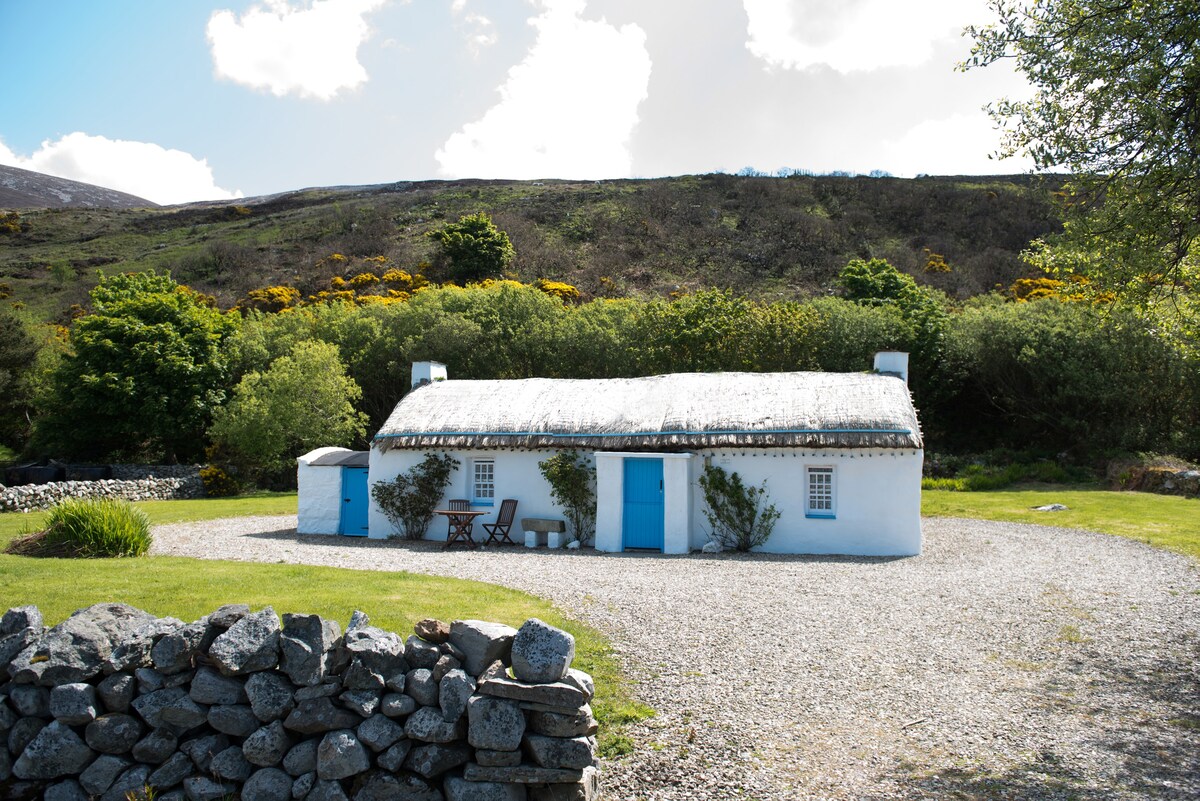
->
xmin=472 ymin=459 xmax=495 ymax=506
xmin=806 ymin=466 xmax=835 ymax=518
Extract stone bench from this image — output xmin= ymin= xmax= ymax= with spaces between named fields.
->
xmin=521 ymin=517 xmax=567 ymax=548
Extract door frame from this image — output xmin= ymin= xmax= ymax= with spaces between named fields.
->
xmin=594 ymin=452 xmax=694 ymax=554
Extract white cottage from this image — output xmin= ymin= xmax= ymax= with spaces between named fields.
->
xmin=365 ymin=354 xmax=923 ymax=556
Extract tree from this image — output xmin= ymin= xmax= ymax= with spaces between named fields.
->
xmin=964 ymin=0 xmax=1200 ymax=298
xmin=427 ymin=213 xmax=515 ymax=283
xmin=209 ymin=340 xmax=368 ymax=481
xmin=0 ymin=308 xmax=41 ymax=448
xmin=33 ymin=271 xmax=237 ymax=462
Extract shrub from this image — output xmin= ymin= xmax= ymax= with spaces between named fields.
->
xmin=7 ymin=498 xmax=152 ymax=558
xmin=698 ymin=465 xmax=780 ymax=551
xmin=200 ymin=465 xmax=241 ymax=497
xmin=371 ymin=453 xmax=460 ymax=540
xmin=538 ymin=450 xmax=596 ymax=545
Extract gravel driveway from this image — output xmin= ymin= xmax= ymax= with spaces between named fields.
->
xmin=151 ymin=517 xmax=1200 ymax=800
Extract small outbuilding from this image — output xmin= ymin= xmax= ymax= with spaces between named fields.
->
xmin=296 ymin=447 xmax=370 ymax=536
xmin=364 ymin=354 xmax=924 ymax=555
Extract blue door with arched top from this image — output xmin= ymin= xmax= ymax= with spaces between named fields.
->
xmin=622 ymin=458 xmax=664 ymax=550
xmin=339 ymin=467 xmax=369 ymax=536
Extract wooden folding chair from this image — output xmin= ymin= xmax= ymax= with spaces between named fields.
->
xmin=481 ymin=499 xmax=519 ymax=545
xmin=447 ymin=499 xmax=470 ymax=511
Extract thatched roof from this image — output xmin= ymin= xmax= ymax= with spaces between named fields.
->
xmin=373 ymin=372 xmax=922 ymax=452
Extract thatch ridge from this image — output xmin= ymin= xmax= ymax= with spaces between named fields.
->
xmin=373 ymin=371 xmax=922 ymax=452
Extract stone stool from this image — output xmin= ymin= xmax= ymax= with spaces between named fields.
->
xmin=521 ymin=518 xmax=566 ymax=548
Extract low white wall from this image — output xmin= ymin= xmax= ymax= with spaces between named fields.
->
xmin=297 ymin=447 xmax=351 ymax=536
xmin=368 ymin=448 xmax=570 ymax=541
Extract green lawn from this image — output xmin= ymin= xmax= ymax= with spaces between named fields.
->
xmin=922 ymin=483 xmax=1200 ymax=560
xmin=0 ymin=490 xmax=651 ymax=750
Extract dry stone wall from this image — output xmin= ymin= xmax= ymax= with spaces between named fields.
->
xmin=0 ymin=477 xmax=204 ymax=513
xmin=0 ymin=604 xmax=599 ymax=801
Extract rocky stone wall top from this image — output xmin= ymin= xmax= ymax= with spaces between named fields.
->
xmin=0 ymin=605 xmax=599 ymax=801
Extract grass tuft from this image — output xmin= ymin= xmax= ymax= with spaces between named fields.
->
xmin=7 ymin=498 xmax=151 ymax=558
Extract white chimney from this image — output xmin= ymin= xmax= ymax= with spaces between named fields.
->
xmin=873 ymin=351 xmax=909 ymax=384
xmin=411 ymin=361 xmax=448 ymax=389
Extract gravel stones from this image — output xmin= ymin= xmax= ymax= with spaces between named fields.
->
xmin=510 ymin=619 xmax=575 ymax=684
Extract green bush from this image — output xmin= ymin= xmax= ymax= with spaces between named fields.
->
xmin=538 ymin=450 xmax=596 ymax=545
xmin=698 ymin=465 xmax=780 ymax=551
xmin=371 ymin=453 xmax=460 ymax=540
xmin=14 ymin=498 xmax=152 ymax=557
xmin=200 ymin=465 xmax=241 ymax=497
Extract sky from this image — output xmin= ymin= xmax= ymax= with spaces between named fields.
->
xmin=0 ymin=0 xmax=1034 ymax=205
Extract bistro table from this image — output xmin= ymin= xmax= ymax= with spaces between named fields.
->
xmin=434 ymin=509 xmax=487 ymax=549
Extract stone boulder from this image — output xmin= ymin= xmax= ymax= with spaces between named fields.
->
xmin=510 ymin=618 xmax=575 ymax=684
xmin=449 ymin=620 xmax=517 ymax=676
xmin=12 ymin=603 xmax=156 ymax=685
xmin=208 ymin=607 xmax=281 ymax=675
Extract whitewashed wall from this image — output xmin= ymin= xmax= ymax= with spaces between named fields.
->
xmin=369 ymin=445 xmax=922 ymax=555
xmin=368 ymin=448 xmax=571 ymax=541
xmin=694 ymin=447 xmax=923 ymax=555
xmin=297 ymin=447 xmax=352 ymax=535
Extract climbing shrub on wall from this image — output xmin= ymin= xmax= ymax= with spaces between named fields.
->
xmin=698 ymin=465 xmax=780 ymax=552
xmin=371 ymin=453 xmax=460 ymax=540
xmin=538 ymin=450 xmax=596 ymax=545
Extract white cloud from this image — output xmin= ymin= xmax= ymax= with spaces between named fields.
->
xmin=743 ymin=0 xmax=987 ymax=72
xmin=880 ymin=111 xmax=1034 ymax=176
xmin=207 ymin=0 xmax=387 ymax=100
xmin=435 ymin=0 xmax=652 ymax=179
xmin=0 ymin=133 xmax=242 ymax=205
xmin=450 ymin=1 xmax=497 ymax=55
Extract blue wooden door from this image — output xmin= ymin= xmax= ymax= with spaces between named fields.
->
xmin=623 ymin=458 xmax=664 ymax=550
xmin=339 ymin=467 xmax=370 ymax=537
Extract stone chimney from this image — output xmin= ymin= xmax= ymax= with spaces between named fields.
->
xmin=873 ymin=351 xmax=909 ymax=384
xmin=411 ymin=361 xmax=448 ymax=389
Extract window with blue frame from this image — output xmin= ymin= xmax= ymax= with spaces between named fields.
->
xmin=472 ymin=459 xmax=495 ymax=506
xmin=806 ymin=466 xmax=835 ymax=518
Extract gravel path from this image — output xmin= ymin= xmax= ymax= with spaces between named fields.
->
xmin=151 ymin=516 xmax=1200 ymax=800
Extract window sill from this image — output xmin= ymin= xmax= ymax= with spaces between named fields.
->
xmin=473 ymin=500 xmax=495 ymax=507
xmin=805 ymin=513 xmax=836 ymax=519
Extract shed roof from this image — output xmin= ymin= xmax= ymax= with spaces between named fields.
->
xmin=308 ymin=450 xmax=370 ymax=467
xmin=373 ymin=371 xmax=922 ymax=452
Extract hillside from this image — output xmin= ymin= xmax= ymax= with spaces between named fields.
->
xmin=0 ymin=164 xmax=156 ymax=210
xmin=0 ymin=173 xmax=1064 ymax=321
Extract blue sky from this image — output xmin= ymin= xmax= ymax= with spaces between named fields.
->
xmin=0 ymin=0 xmax=1032 ymax=204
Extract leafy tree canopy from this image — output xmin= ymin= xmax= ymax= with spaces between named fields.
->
xmin=427 ymin=212 xmax=515 ymax=283
xmin=33 ymin=271 xmax=237 ymax=462
xmin=0 ymin=308 xmax=41 ymax=448
xmin=964 ymin=0 xmax=1200 ymax=298
xmin=209 ymin=340 xmax=368 ymax=479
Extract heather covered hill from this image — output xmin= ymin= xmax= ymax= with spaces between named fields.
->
xmin=0 ymin=164 xmax=155 ymax=210
xmin=0 ymin=173 xmax=1062 ymax=321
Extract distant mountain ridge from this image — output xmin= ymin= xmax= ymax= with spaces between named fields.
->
xmin=0 ymin=164 xmax=156 ymax=209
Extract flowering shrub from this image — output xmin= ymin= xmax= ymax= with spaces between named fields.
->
xmin=200 ymin=465 xmax=241 ymax=497
xmin=534 ymin=279 xmax=581 ymax=302
xmin=238 ymin=285 xmax=301 ymax=313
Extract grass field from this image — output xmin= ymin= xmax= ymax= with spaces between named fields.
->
xmin=922 ymin=483 xmax=1200 ymax=560
xmin=0 ymin=491 xmax=652 ymax=750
